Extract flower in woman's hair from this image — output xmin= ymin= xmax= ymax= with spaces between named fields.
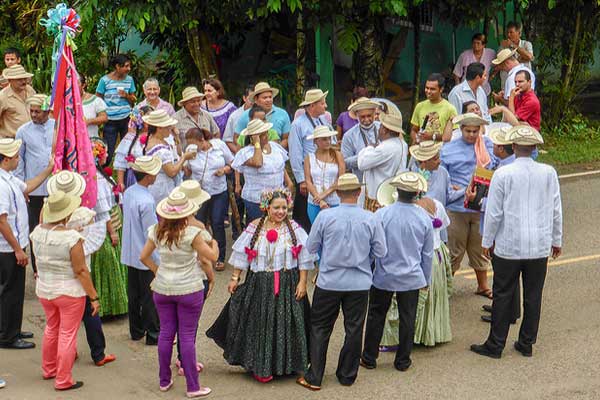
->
xmin=244 ymin=246 xmax=258 ymax=262
xmin=103 ymin=166 xmax=113 ymax=177
xmin=91 ymin=140 xmax=107 ymax=163
xmin=259 ymin=188 xmax=293 ymax=211
xmin=139 ymin=134 xmax=148 ymax=145
xmin=432 ymin=218 xmax=443 ymax=228
xmin=125 ymin=154 xmax=136 ymax=163
xmin=266 ymin=229 xmax=278 ymax=243
xmin=291 ymin=244 xmax=303 ymax=259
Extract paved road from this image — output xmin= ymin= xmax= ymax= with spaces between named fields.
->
xmin=2 ymin=174 xmax=599 ymax=400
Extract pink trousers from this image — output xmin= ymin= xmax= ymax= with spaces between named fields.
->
xmin=39 ymin=295 xmax=85 ymax=389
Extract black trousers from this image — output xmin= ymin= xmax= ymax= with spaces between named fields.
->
xmin=127 ymin=267 xmax=159 ymax=341
xmin=305 ymin=287 xmax=369 ymax=386
xmin=0 ymin=251 xmax=26 ymax=344
xmin=485 ymin=255 xmax=548 ymax=354
xmin=82 ymin=297 xmax=106 ymax=363
xmin=362 ymin=286 xmax=419 ymax=370
xmin=292 ymin=183 xmax=311 ymax=233
xmin=103 ymin=117 xmax=129 ymax=166
xmin=27 ymin=195 xmax=45 ymax=274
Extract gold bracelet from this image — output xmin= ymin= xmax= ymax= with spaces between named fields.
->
xmin=253 ymin=142 xmax=261 ymax=149
xmin=230 ymin=275 xmax=240 ymax=282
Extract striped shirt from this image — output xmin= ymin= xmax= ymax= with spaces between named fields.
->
xmin=96 ymin=75 xmax=136 ymax=120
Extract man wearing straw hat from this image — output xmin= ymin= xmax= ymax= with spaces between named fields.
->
xmin=471 ymin=126 xmax=562 ymax=359
xmin=235 ymin=82 xmax=291 ymax=148
xmin=341 ymin=98 xmax=381 ymax=183
xmin=357 ymin=110 xmax=408 ymax=212
xmin=491 ymin=48 xmax=536 ymax=106
xmin=0 ymin=138 xmax=53 ymax=349
xmin=298 ymin=173 xmax=386 ymax=391
xmin=120 ymin=155 xmax=163 ymax=345
xmin=289 ymin=88 xmax=330 ymax=230
xmin=14 ymin=94 xmax=54 ymax=274
xmin=0 ymin=65 xmax=36 ymax=138
xmin=174 ymin=86 xmax=219 ymax=146
xmin=361 ymin=171 xmax=433 ymax=372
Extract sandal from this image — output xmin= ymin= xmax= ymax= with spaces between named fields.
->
xmin=95 ymin=354 xmax=116 ymax=366
xmin=296 ymin=376 xmax=320 ymax=391
xmin=56 ymin=381 xmax=84 ymax=391
xmin=475 ymin=288 xmax=493 ymax=300
xmin=252 ymin=374 xmax=273 ymax=383
xmin=215 ymin=262 xmax=225 ymax=272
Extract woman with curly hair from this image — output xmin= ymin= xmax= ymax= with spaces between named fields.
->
xmin=207 ymin=189 xmax=315 ymax=383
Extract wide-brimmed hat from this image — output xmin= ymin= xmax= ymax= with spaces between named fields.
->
xmin=43 ymin=191 xmax=82 ymax=224
xmin=142 ymin=109 xmax=177 ymax=128
xmin=453 ymin=112 xmax=489 ymax=127
xmin=348 ymin=97 xmax=381 ymax=113
xmin=307 ymin=125 xmax=337 ymax=140
xmin=26 ymin=94 xmax=50 ymax=110
xmin=177 ymin=86 xmax=205 ymax=106
xmin=492 ymin=48 xmax=517 ymax=65
xmin=506 ymin=125 xmax=544 ymax=145
xmin=129 ymin=155 xmax=162 ymax=176
xmin=156 ymin=191 xmax=199 ymax=219
xmin=390 ymin=171 xmax=428 ymax=192
xmin=2 ymin=65 xmax=33 ymax=80
xmin=336 ymin=173 xmax=363 ymax=191
xmin=47 ymin=170 xmax=86 ymax=197
xmin=249 ymin=82 xmax=279 ymax=102
xmin=488 ymin=127 xmax=512 ymax=146
xmin=173 ymin=180 xmax=211 ymax=207
xmin=240 ymin=119 xmax=273 ymax=137
xmin=67 ymin=207 xmax=97 ymax=227
xmin=409 ymin=141 xmax=443 ymax=162
xmin=0 ymin=138 xmax=22 ymax=157
xmin=379 ymin=112 xmax=404 ymax=134
xmin=299 ymin=89 xmax=328 ymax=107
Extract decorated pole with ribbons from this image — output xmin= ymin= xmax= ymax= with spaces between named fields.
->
xmin=40 ymin=3 xmax=97 ymax=208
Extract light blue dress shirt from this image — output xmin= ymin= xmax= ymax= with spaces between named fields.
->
xmin=307 ymin=204 xmax=387 ymax=291
xmin=448 ymin=80 xmax=491 ymax=123
xmin=440 ymin=136 xmax=497 ymax=213
xmin=15 ymin=119 xmax=54 ymax=197
xmin=341 ymin=122 xmax=380 ymax=182
xmin=121 ymin=183 xmax=159 ymax=270
xmin=234 ymin=105 xmax=291 ymax=137
xmin=373 ymin=202 xmax=434 ymax=292
xmin=289 ymin=113 xmax=330 ymax=182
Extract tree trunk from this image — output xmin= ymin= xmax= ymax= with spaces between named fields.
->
xmin=296 ymin=12 xmax=306 ymax=100
xmin=482 ymin=10 xmax=489 ymax=38
xmin=186 ymin=27 xmax=218 ymax=82
xmin=354 ymin=19 xmax=384 ymax=96
xmin=411 ymin=7 xmax=422 ymax=113
xmin=382 ymin=27 xmax=409 ymax=81
xmin=562 ymin=10 xmax=581 ymax=92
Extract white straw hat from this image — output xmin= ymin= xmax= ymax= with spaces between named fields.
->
xmin=389 ymin=171 xmax=428 ymax=192
xmin=249 ymin=82 xmax=279 ymax=102
xmin=506 ymin=125 xmax=544 ymax=145
xmin=240 ymin=119 xmax=273 ymax=137
xmin=156 ymin=191 xmax=199 ymax=220
xmin=453 ymin=113 xmax=489 ymax=127
xmin=379 ymin=112 xmax=404 ymax=134
xmin=492 ymin=48 xmax=518 ymax=65
xmin=177 ymin=86 xmax=205 ymax=106
xmin=129 ymin=155 xmax=162 ymax=176
xmin=0 ymin=138 xmax=22 ymax=157
xmin=142 ymin=109 xmax=178 ymax=128
xmin=307 ymin=125 xmax=337 ymax=140
xmin=348 ymin=97 xmax=381 ymax=113
xmin=42 ymin=191 xmax=82 ymax=224
xmin=47 ymin=170 xmax=86 ymax=197
xmin=2 ymin=65 xmax=33 ymax=80
xmin=299 ymin=89 xmax=328 ymax=107
xmin=172 ymin=180 xmax=211 ymax=207
xmin=488 ymin=127 xmax=512 ymax=146
xmin=336 ymin=173 xmax=363 ymax=191
xmin=409 ymin=141 xmax=443 ymax=162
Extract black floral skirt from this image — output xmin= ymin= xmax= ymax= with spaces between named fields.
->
xmin=206 ymin=269 xmax=310 ymax=378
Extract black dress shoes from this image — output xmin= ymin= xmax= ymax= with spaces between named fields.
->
xmin=145 ymin=336 xmax=158 ymax=346
xmin=514 ymin=341 xmax=533 ymax=357
xmin=482 ymin=304 xmax=492 ymax=313
xmin=19 ymin=331 xmax=34 ymax=339
xmin=0 ymin=338 xmax=36 ymax=349
xmin=470 ymin=344 xmax=501 ymax=359
xmin=481 ymin=315 xmax=517 ymax=324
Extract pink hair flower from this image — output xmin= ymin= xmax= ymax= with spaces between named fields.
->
xmin=266 ymin=229 xmax=278 ymax=243
xmin=291 ymin=244 xmax=303 ymax=259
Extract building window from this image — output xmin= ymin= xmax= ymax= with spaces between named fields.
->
xmin=387 ymin=4 xmax=435 ymax=32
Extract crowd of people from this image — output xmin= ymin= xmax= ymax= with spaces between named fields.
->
xmin=0 ymin=20 xmax=562 ymax=397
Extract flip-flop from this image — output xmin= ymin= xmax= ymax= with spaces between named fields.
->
xmin=475 ymin=288 xmax=493 ymax=300
xmin=296 ymin=376 xmax=320 ymax=391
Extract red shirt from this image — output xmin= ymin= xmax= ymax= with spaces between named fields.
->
xmin=514 ymin=91 xmax=541 ymax=131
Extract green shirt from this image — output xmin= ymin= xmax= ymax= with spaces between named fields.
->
xmin=410 ymin=99 xmax=457 ymax=130
xmin=236 ymin=128 xmax=281 ymax=146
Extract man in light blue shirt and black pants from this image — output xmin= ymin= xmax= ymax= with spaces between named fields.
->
xmin=298 ymin=174 xmax=386 ymax=391
xmin=361 ymin=171 xmax=433 ymax=372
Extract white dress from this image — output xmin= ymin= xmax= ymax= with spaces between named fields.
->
xmin=146 ymin=142 xmax=181 ymax=204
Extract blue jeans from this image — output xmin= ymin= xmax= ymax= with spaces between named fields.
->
xmin=307 ymin=202 xmax=338 ymax=224
xmin=243 ymin=200 xmax=263 ymax=223
xmin=102 ymin=117 xmax=129 ymax=166
xmin=196 ymin=190 xmax=228 ymax=263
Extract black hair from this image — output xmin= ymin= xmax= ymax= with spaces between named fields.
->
xmin=110 ymin=53 xmax=131 ymax=69
xmin=471 ymin=33 xmax=487 ymax=44
xmin=426 ymin=73 xmax=445 ymax=90
xmin=249 ymin=105 xmax=266 ymax=119
xmin=0 ymin=154 xmax=5 ymax=163
xmin=502 ymin=144 xmax=514 ymax=155
xmin=3 ymin=47 xmax=20 ymax=58
xmin=244 ymin=83 xmax=255 ymax=97
xmin=142 ymin=125 xmax=158 ymax=155
xmin=133 ymin=170 xmax=149 ymax=182
xmin=515 ymin=69 xmax=531 ymax=81
xmin=130 ymin=105 xmax=154 ymax=157
xmin=461 ymin=100 xmax=478 ymax=114
xmin=466 ymin=62 xmax=486 ymax=81
xmin=396 ymin=189 xmax=418 ymax=203
xmin=506 ymin=21 xmax=521 ymax=31
xmin=248 ymin=191 xmax=297 ymax=251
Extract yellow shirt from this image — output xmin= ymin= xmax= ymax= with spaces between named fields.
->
xmin=410 ymin=99 xmax=457 ymax=130
xmin=0 ymin=85 xmax=36 ymax=138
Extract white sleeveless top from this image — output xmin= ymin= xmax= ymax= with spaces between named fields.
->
xmin=308 ymin=153 xmax=340 ymax=206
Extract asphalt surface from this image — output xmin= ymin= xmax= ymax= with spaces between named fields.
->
xmin=1 ymin=173 xmax=599 ymax=400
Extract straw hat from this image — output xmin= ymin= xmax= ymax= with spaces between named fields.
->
xmin=488 ymin=127 xmax=512 ymax=146
xmin=389 ymin=171 xmax=428 ymax=192
xmin=47 ymin=170 xmax=86 ymax=197
xmin=240 ymin=119 xmax=273 ymax=137
xmin=0 ymin=138 xmax=22 ymax=157
xmin=409 ymin=141 xmax=443 ymax=162
xmin=173 ymin=180 xmax=211 ymax=207
xmin=177 ymin=86 xmax=205 ymax=106
xmin=453 ymin=113 xmax=489 ymax=127
xmin=129 ymin=155 xmax=162 ymax=176
xmin=68 ymin=207 xmax=97 ymax=227
xmin=307 ymin=125 xmax=337 ymax=140
xmin=299 ymin=89 xmax=328 ymax=107
xmin=42 ymin=191 xmax=82 ymax=224
xmin=506 ymin=125 xmax=544 ymax=145
xmin=156 ymin=191 xmax=199 ymax=219
xmin=348 ymin=97 xmax=381 ymax=113
xmin=249 ymin=82 xmax=279 ymax=102
xmin=336 ymin=173 xmax=363 ymax=191
xmin=26 ymin=94 xmax=49 ymax=107
xmin=379 ymin=112 xmax=404 ymax=134
xmin=492 ymin=48 xmax=517 ymax=65
xmin=2 ymin=65 xmax=33 ymax=80
xmin=142 ymin=109 xmax=178 ymax=128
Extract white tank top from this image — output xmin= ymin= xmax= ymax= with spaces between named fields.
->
xmin=308 ymin=152 xmax=340 ymax=206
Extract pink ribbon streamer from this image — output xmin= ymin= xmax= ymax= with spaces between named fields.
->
xmin=273 ymin=271 xmax=280 ymax=296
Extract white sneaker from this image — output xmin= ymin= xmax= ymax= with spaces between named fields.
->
xmin=0 ymin=378 xmax=6 ymax=388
